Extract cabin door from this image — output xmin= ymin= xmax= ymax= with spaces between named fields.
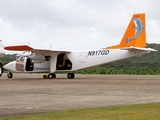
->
xmin=16 ymin=55 xmax=25 ymax=71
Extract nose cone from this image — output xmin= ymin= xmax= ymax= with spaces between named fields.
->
xmin=3 ymin=61 xmax=16 ymax=71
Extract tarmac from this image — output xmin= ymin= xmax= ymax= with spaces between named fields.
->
xmin=0 ymin=73 xmax=160 ymax=117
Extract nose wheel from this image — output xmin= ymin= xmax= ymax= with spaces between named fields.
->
xmin=7 ymin=72 xmax=13 ymax=78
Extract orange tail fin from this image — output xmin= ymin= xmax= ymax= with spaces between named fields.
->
xmin=106 ymin=13 xmax=146 ymax=49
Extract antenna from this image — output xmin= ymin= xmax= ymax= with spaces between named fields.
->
xmin=50 ymin=44 xmax=52 ymax=49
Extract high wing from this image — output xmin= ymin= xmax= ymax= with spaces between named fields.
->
xmin=4 ymin=45 xmax=71 ymax=55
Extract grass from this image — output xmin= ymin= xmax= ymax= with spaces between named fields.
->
xmin=1 ymin=103 xmax=160 ymax=120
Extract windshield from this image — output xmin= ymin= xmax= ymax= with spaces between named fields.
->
xmin=16 ymin=55 xmax=24 ymax=62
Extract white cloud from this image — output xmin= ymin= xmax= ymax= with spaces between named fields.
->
xmin=0 ymin=0 xmax=159 ymax=51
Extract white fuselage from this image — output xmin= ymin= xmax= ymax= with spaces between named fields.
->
xmin=3 ymin=48 xmax=149 ymax=73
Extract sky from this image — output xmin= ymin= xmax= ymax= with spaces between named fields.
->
xmin=0 ymin=0 xmax=159 ymax=51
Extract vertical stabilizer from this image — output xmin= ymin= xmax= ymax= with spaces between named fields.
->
xmin=106 ymin=13 xmax=146 ymax=49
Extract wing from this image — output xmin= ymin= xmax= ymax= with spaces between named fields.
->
xmin=4 ymin=45 xmax=71 ymax=55
xmin=4 ymin=45 xmax=33 ymax=51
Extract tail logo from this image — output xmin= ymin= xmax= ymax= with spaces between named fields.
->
xmin=126 ymin=17 xmax=145 ymax=44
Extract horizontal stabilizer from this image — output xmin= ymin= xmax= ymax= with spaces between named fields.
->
xmin=121 ymin=46 xmax=157 ymax=51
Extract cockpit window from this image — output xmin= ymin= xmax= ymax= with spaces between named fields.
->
xmin=16 ymin=55 xmax=24 ymax=62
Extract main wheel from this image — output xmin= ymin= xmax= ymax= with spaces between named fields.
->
xmin=67 ymin=73 xmax=75 ymax=79
xmin=48 ymin=73 xmax=56 ymax=79
xmin=7 ymin=72 xmax=13 ymax=78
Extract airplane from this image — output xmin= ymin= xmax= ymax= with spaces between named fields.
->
xmin=3 ymin=13 xmax=156 ymax=79
xmin=0 ymin=40 xmax=5 ymax=77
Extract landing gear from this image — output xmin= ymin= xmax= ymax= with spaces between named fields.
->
xmin=48 ymin=73 xmax=56 ymax=79
xmin=48 ymin=73 xmax=74 ymax=79
xmin=67 ymin=73 xmax=75 ymax=79
xmin=7 ymin=72 xmax=13 ymax=78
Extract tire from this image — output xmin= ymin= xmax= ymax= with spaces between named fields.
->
xmin=48 ymin=73 xmax=56 ymax=79
xmin=67 ymin=73 xmax=75 ymax=79
xmin=0 ymin=62 xmax=3 ymax=77
xmin=7 ymin=72 xmax=13 ymax=78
